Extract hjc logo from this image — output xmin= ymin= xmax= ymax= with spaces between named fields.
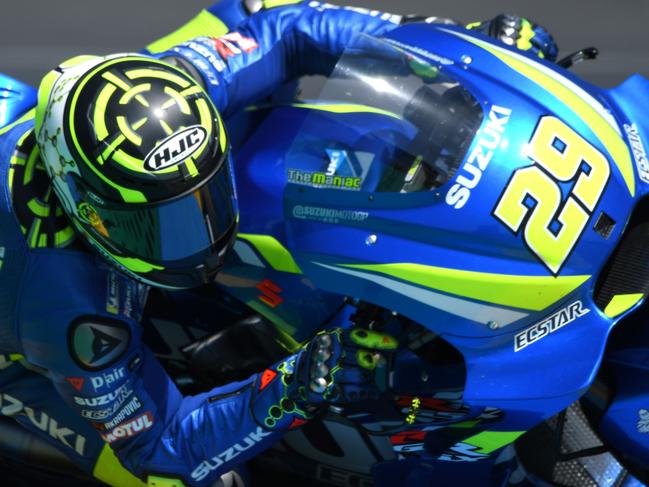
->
xmin=144 ymin=125 xmax=207 ymax=171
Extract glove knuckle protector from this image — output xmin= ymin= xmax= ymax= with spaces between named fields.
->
xmin=466 ymin=14 xmax=558 ymax=61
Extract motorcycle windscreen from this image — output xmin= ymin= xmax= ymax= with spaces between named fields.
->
xmin=285 ymin=34 xmax=483 ymax=194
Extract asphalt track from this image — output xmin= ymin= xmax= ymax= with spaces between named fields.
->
xmin=0 ymin=0 xmax=647 ymax=89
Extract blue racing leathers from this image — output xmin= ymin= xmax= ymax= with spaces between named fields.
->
xmin=149 ymin=1 xmax=403 ymax=117
xmin=0 ymin=1 xmax=400 ymax=486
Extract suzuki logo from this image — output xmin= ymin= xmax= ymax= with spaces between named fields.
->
xmin=256 ymin=279 xmax=283 ymax=308
xmin=0 ymin=393 xmax=86 ymax=455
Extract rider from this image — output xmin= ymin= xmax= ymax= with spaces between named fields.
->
xmin=0 ymin=1 xmax=558 ymax=485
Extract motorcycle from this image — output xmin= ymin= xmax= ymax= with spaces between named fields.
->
xmin=2 ymin=21 xmax=649 ymax=487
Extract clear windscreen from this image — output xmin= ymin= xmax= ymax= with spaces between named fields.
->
xmin=286 ymin=34 xmax=484 ymax=194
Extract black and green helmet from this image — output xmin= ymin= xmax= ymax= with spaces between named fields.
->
xmin=35 ymin=54 xmax=238 ymax=288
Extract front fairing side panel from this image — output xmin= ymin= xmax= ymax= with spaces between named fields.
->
xmin=277 ymin=25 xmax=635 ymax=410
xmin=605 ymin=74 xmax=649 ymax=198
xmin=228 ymin=23 xmax=642 ymax=481
xmin=591 ymin=301 xmax=649 ymax=470
xmin=231 ymin=103 xmax=621 ymax=471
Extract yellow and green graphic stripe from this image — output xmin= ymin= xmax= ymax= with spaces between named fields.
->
xmin=316 ymin=261 xmax=591 ymax=326
xmin=340 ymin=262 xmax=590 ymax=312
xmin=237 ymin=234 xmax=302 ymax=274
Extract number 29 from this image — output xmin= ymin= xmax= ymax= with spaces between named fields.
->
xmin=494 ymin=116 xmax=610 ymax=274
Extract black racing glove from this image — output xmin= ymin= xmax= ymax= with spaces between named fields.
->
xmin=467 ymin=14 xmax=559 ymax=61
xmin=294 ymin=328 xmax=398 ymax=404
xmin=250 ymin=327 xmax=398 ymax=431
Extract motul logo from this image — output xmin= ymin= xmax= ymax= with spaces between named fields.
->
xmin=144 ymin=125 xmax=207 ymax=171
xmin=101 ymin=411 xmax=154 ymax=443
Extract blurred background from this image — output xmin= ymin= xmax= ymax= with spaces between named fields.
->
xmin=0 ymin=1 xmax=647 ymax=90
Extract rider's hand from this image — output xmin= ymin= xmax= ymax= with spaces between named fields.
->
xmin=250 ymin=327 xmax=398 ymax=431
xmin=467 ymin=14 xmax=558 ymax=62
xmin=294 ymin=328 xmax=398 ymax=405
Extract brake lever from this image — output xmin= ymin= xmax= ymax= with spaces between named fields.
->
xmin=557 ymin=47 xmax=599 ymax=69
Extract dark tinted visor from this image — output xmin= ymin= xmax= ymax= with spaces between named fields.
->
xmin=76 ymin=157 xmax=238 ymax=288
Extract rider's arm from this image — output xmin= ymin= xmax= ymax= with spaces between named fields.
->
xmin=18 ymin=262 xmax=307 ymax=486
xmin=153 ymin=1 xmax=402 ymax=116
xmin=19 ymin=258 xmax=393 ymax=486
xmin=152 ymin=3 xmax=557 ymax=119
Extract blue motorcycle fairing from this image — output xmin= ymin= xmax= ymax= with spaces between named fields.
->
xmin=0 ymin=72 xmax=36 ymax=130
xmin=224 ymin=23 xmax=649 ymax=483
xmin=232 ymin=100 xmax=618 ymax=486
xmin=606 ymin=73 xmax=649 ymax=197
xmin=582 ymin=297 xmax=649 ymax=475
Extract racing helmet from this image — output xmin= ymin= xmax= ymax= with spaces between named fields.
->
xmin=35 ymin=54 xmax=238 ymax=289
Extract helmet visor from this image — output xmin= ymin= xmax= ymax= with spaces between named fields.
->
xmin=75 ymin=157 xmax=238 ymax=288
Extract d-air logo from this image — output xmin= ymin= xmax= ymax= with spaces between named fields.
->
xmin=514 ymin=300 xmax=589 ymax=351
xmin=446 ymin=106 xmax=512 ymax=209
xmin=624 ymin=123 xmax=649 ymax=184
xmin=90 ymin=366 xmax=126 ymax=391
xmin=68 ymin=318 xmax=131 ymax=370
xmin=191 ymin=427 xmax=272 ymax=481
xmin=143 ymin=125 xmax=207 ymax=172
xmin=0 ymin=393 xmax=86 ymax=455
